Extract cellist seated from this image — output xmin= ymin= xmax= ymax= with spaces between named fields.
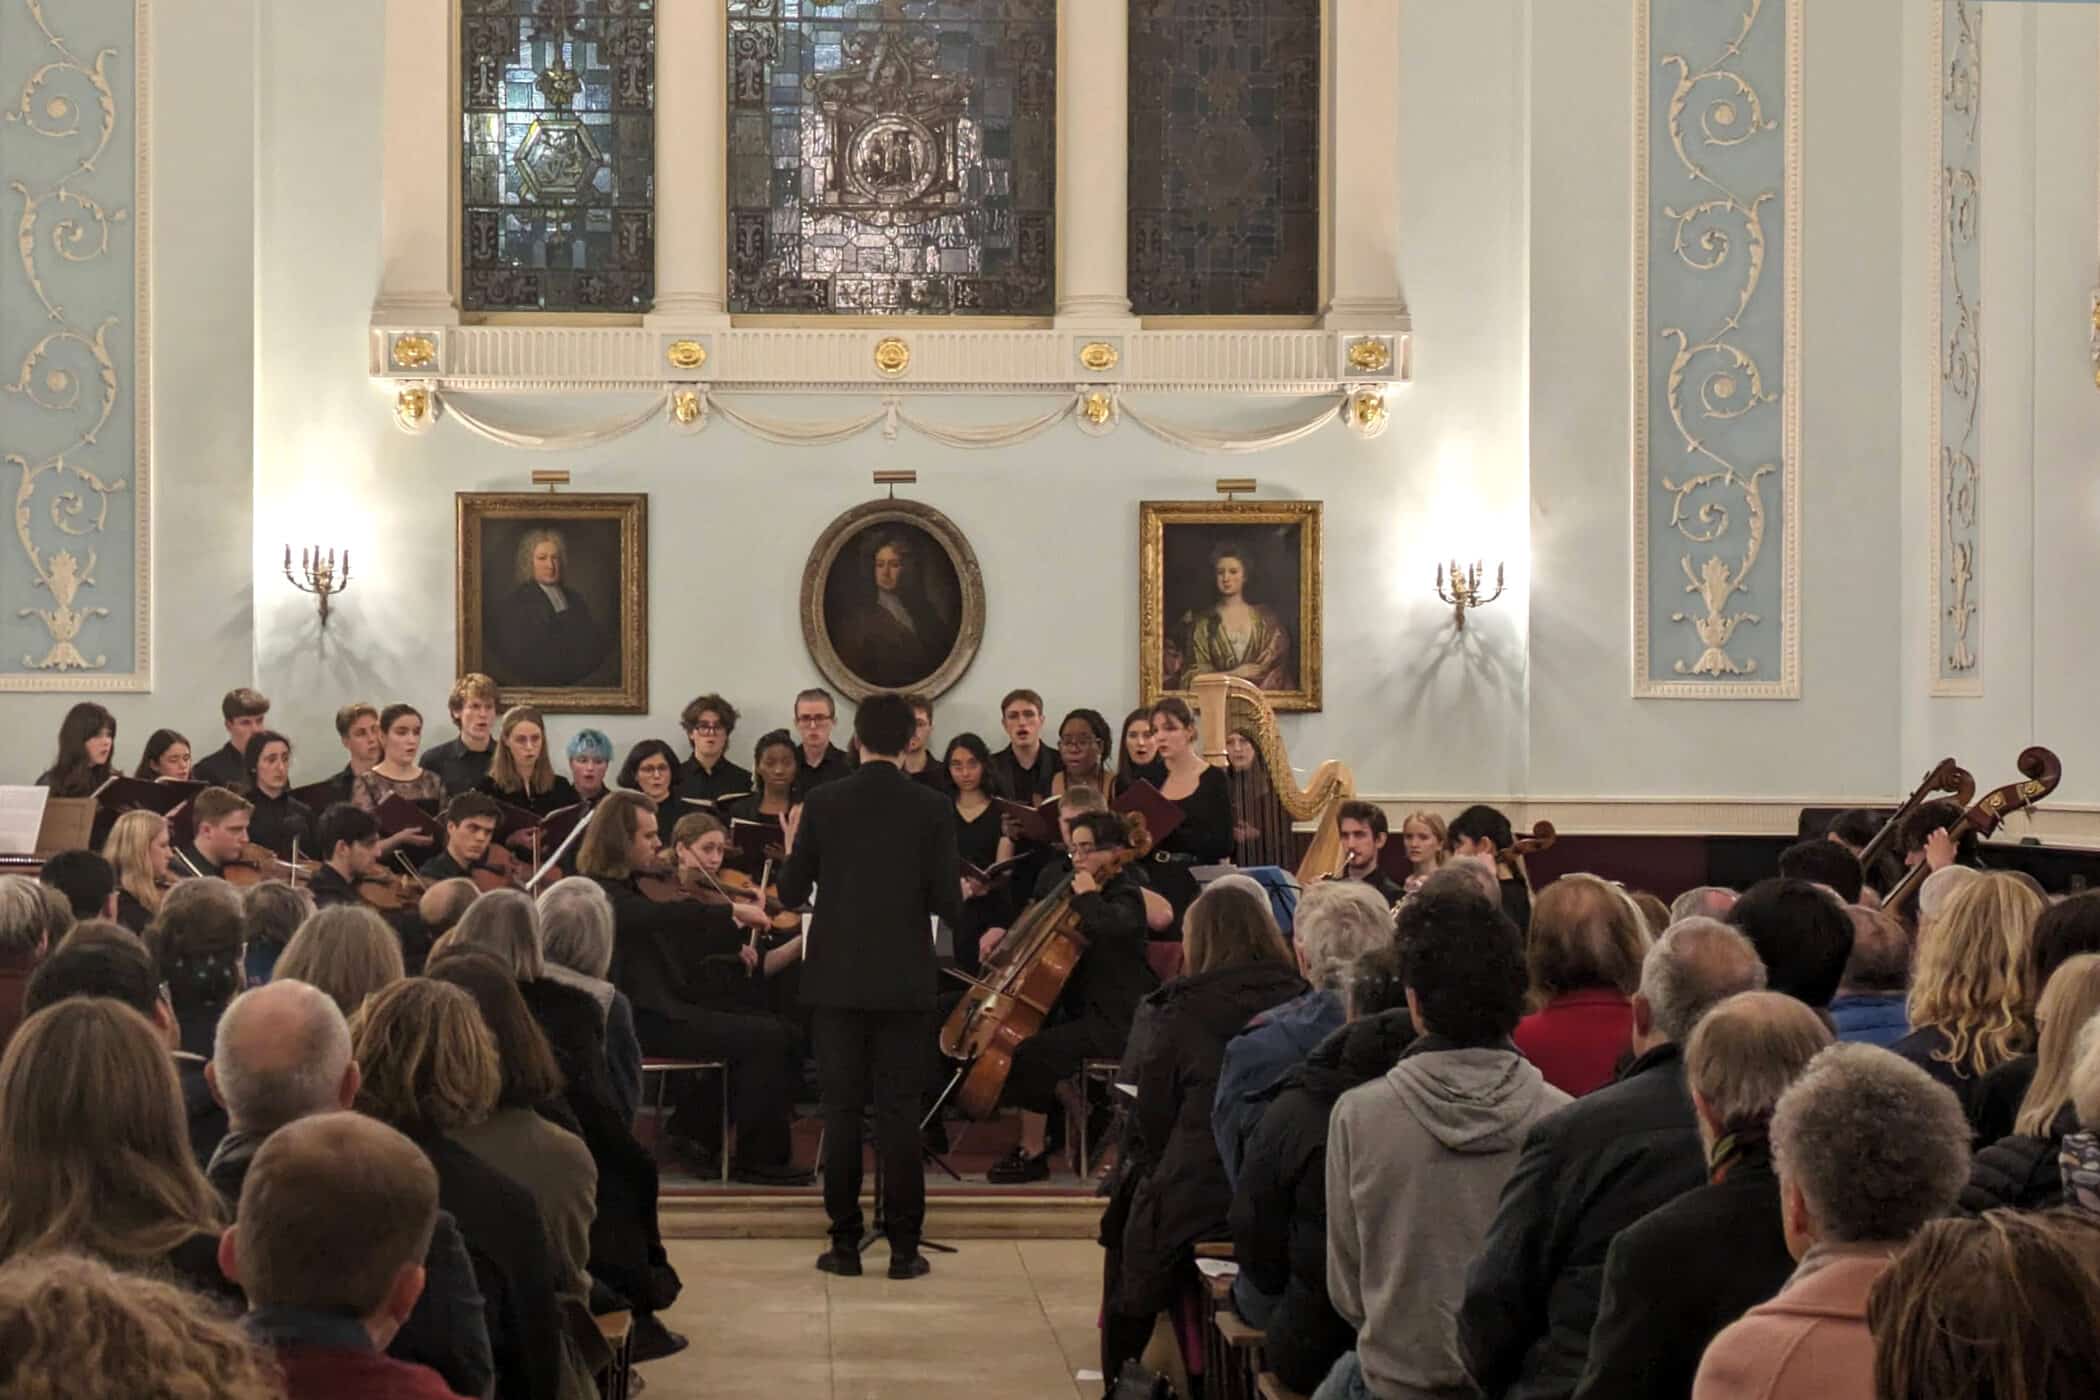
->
xmin=984 ymin=809 xmax=1160 ymax=1185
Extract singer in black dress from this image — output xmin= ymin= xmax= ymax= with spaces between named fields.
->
xmin=943 ymin=734 xmax=1013 ymax=979
xmin=1143 ymin=698 xmax=1235 ymax=931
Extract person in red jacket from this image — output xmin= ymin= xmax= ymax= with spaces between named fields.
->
xmin=219 ymin=1111 xmax=459 ymax=1400
xmin=1514 ymin=874 xmax=1651 ymax=1097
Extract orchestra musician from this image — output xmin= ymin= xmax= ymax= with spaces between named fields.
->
xmin=789 ymin=689 xmax=851 ymax=800
xmin=725 ymin=730 xmax=799 ymax=828
xmin=37 ymin=701 xmax=117 ymax=797
xmin=191 ymin=688 xmax=271 ymax=789
xmin=618 ymin=740 xmax=679 ymax=807
xmin=1113 ymin=708 xmax=1165 ymax=798
xmin=1333 ymin=800 xmax=1405 ymax=906
xmin=316 ymin=702 xmax=384 ymax=809
xmin=135 ymin=730 xmax=193 ymax=783
xmin=418 ymin=794 xmax=503 ymax=883
xmin=981 ymin=807 xmax=1158 ymax=1185
xmin=668 ymin=812 xmax=806 ymax=986
xmin=103 ymin=809 xmax=173 ymax=933
xmin=945 ymin=734 xmax=1014 ymax=979
xmin=1049 ymin=709 xmax=1116 ymax=800
xmin=351 ymin=704 xmax=446 ymax=810
xmin=477 ymin=704 xmax=578 ymax=817
xmin=240 ymin=730 xmax=313 ymax=860
xmin=573 ymin=791 xmax=810 ymax=1187
xmin=775 ymin=693 xmax=963 ymax=1277
xmin=175 ymin=787 xmax=254 ymax=880
xmin=307 ymin=803 xmax=388 ymax=907
xmin=675 ymin=694 xmax=753 ymax=809
xmin=900 ymin=694 xmax=952 ymax=796
xmin=565 ymin=728 xmax=613 ymax=808
xmin=1900 ymin=797 xmax=1983 ymax=874
xmin=1143 ymin=697 xmax=1236 ymax=929
xmin=1448 ymin=803 xmax=1534 ymax=931
xmin=1399 ymin=809 xmax=1449 ymax=892
xmin=423 ymin=674 xmax=503 ymax=796
xmin=1225 ymin=726 xmax=1292 ymax=869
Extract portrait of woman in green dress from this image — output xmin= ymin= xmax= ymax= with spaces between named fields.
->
xmin=1184 ymin=542 xmax=1295 ymax=691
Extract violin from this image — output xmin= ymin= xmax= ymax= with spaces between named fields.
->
xmin=1884 ymin=747 xmax=2061 ymax=916
xmin=222 ymin=842 xmax=320 ymax=890
xmin=1503 ymin=820 xmax=1557 ymax=859
xmin=354 ymin=869 xmax=423 ymax=912
xmin=1858 ymin=758 xmax=1974 ymax=872
xmin=469 ymin=844 xmax=527 ymax=894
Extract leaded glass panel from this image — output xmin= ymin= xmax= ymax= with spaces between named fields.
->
xmin=462 ymin=0 xmax=655 ymax=313
xmin=1128 ymin=0 xmax=1320 ymax=316
xmin=726 ymin=0 xmax=1056 ymax=316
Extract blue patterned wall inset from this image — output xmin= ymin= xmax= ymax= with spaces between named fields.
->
xmin=1634 ymin=0 xmax=1800 ymax=698
xmin=1933 ymin=0 xmax=1981 ymax=694
xmin=0 ymin=0 xmax=147 ymax=689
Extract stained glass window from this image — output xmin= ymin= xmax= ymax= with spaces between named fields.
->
xmin=727 ymin=0 xmax=1057 ymax=316
xmin=1128 ymin=1 xmax=1320 ymax=317
xmin=462 ymin=0 xmax=655 ymax=313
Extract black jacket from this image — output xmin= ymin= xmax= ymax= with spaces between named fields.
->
xmin=1031 ymin=862 xmax=1156 ymax=1029
xmin=1889 ymin=1024 xmax=1990 ymax=1133
xmin=1961 ymin=1106 xmax=2075 ymax=1215
xmin=1969 ymin=1052 xmax=2039 ymax=1147
xmin=1229 ymin=1008 xmax=1418 ymax=1393
xmin=1573 ymin=1148 xmax=1794 ymax=1400
xmin=191 ymin=742 xmax=246 ymax=790
xmin=208 ymin=1130 xmax=495 ymax=1399
xmin=1460 ymin=1044 xmax=1706 ymax=1400
xmin=776 ymin=760 xmax=962 ymax=1012
xmin=593 ymin=874 xmax=749 ymax=1024
xmin=1104 ymin=958 xmax=1307 ymax=1316
xmin=418 ymin=1131 xmax=567 ymax=1400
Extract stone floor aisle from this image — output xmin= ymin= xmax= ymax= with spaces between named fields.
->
xmin=640 ymin=1237 xmax=1110 ymax=1400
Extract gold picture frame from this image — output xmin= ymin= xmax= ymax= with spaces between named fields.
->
xmin=456 ymin=492 xmax=648 ymax=714
xmin=1140 ymin=499 xmax=1323 ymax=713
xmin=801 ymin=498 xmax=986 ymax=703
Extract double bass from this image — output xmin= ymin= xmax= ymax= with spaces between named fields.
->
xmin=1857 ymin=758 xmax=1975 ymax=872
xmin=938 ymin=811 xmax=1154 ymax=1120
xmin=1884 ymin=747 xmax=2061 ymax=917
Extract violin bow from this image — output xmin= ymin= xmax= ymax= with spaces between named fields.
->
xmin=290 ymin=839 xmax=303 ymax=890
xmin=689 ymin=864 xmax=762 ymax=976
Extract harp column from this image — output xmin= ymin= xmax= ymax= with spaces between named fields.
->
xmin=1055 ymin=0 xmax=1138 ymax=327
xmin=647 ymin=0 xmax=730 ymax=327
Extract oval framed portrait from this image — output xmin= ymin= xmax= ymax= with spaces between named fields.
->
xmin=800 ymin=499 xmax=985 ymax=702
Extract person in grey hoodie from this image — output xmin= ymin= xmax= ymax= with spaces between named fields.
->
xmin=1319 ymin=885 xmax=1570 ymax=1400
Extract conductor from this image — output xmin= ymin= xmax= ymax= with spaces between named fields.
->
xmin=776 ymin=691 xmax=963 ymax=1279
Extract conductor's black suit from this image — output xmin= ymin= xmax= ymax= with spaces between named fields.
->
xmin=776 ymin=758 xmax=963 ymax=1254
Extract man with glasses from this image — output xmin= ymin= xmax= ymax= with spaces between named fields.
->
xmin=789 ymin=688 xmax=852 ymax=801
xmin=675 ymin=693 xmax=752 ymax=809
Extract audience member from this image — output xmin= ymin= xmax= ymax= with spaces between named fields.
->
xmin=1726 ymin=879 xmax=1854 ymax=1008
xmin=1914 ymin=863 xmax=1980 ymax=936
xmin=417 ymin=877 xmax=478 ymax=942
xmin=1214 ymin=880 xmax=1394 ymax=1188
xmin=1960 ymin=955 xmax=2100 ymax=1214
xmin=1867 ymin=1210 xmax=2100 ymax=1399
xmin=1420 ymin=859 xmax=1501 ymax=906
xmin=1671 ymin=886 xmax=1738 ymax=924
xmin=1231 ymin=947 xmax=1415 ymax=1393
xmin=0 ymin=877 xmax=49 ymax=1049
xmin=1512 ymin=875 xmax=1651 ymax=1097
xmin=539 ymin=876 xmax=644 ymax=1121
xmin=240 ymin=879 xmax=312 ymax=986
xmin=273 ymin=904 xmax=404 ymax=1020
xmin=34 ymin=882 xmax=73 ymax=945
xmin=1889 ymin=870 xmax=2041 ymax=1117
xmin=0 ymin=998 xmax=234 ymax=1301
xmin=351 ymin=977 xmax=568 ymax=1400
xmin=1575 ymin=992 xmax=1833 ymax=1399
xmin=2028 ymin=892 xmax=2100 ymax=1004
xmin=2061 ymin=1016 xmax=2100 ymax=1214
xmin=38 ymin=848 xmax=116 ymax=922
xmin=221 ymin=1112 xmax=455 ymax=1399
xmin=1099 ymin=879 xmax=1304 ymax=1383
xmin=1829 ymin=906 xmax=1912 ymax=1048
xmin=147 ymin=876 xmax=245 ymax=1162
xmin=423 ymin=953 xmax=604 ymax=1398
xmin=1462 ymin=918 xmax=1767 ymax=1400
xmin=206 ymin=981 xmax=491 ymax=1398
xmin=1627 ymin=890 xmax=1671 ymax=940
xmin=1776 ymin=838 xmax=1864 ymax=905
xmin=24 ymin=925 xmax=170 ymax=1034
xmin=1319 ymin=886 xmax=1568 ymax=1400
xmin=1693 ymin=1044 xmax=1970 ymax=1400
xmin=0 ymin=1251 xmax=282 ymax=1400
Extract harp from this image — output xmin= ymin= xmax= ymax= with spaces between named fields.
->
xmin=1191 ymin=673 xmax=1356 ymax=886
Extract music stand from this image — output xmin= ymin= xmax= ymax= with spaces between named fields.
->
xmin=853 ymin=1070 xmax=967 ymax=1257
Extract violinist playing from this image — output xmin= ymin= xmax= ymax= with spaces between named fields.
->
xmin=306 ymin=803 xmax=389 ymax=908
xmin=103 ymin=809 xmax=174 ymax=934
xmin=176 ymin=787 xmax=254 ymax=880
xmin=982 ymin=808 xmax=1159 ymax=1186
xmin=418 ymin=793 xmax=503 ymax=883
xmin=1332 ymin=801 xmax=1404 ymax=907
xmin=668 ymin=812 xmax=806 ymax=991
xmin=241 ymin=730 xmax=313 ymax=860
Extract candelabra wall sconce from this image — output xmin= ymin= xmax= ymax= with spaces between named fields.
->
xmin=285 ymin=545 xmax=352 ymax=626
xmin=1435 ymin=560 xmax=1505 ymax=630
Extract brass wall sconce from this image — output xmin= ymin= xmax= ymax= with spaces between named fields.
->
xmin=1436 ymin=560 xmax=1505 ymax=630
xmin=285 ymin=545 xmax=352 ymax=626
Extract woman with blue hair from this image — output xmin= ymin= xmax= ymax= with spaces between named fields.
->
xmin=565 ymin=728 xmax=612 ymax=808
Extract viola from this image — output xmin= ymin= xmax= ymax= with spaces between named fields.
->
xmin=1884 ymin=747 xmax=2062 ymax=916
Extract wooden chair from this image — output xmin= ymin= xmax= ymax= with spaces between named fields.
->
xmin=638 ymin=1057 xmax=729 ymax=1182
xmin=593 ymin=1310 xmax=633 ymax=1400
xmin=1256 ymin=1373 xmax=1310 ymax=1400
xmin=1069 ymin=1057 xmax=1128 ymax=1176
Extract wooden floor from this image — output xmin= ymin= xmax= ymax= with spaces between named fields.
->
xmin=640 ymin=1237 xmax=1109 ymax=1400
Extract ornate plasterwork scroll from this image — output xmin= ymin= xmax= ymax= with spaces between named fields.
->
xmin=1931 ymin=1 xmax=1982 ymax=696
xmin=1633 ymin=0 xmax=1801 ymax=699
xmin=0 ymin=0 xmax=148 ymax=689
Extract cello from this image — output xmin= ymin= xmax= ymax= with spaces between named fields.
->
xmin=938 ymin=811 xmax=1154 ymax=1120
xmin=1883 ymin=747 xmax=2061 ymax=917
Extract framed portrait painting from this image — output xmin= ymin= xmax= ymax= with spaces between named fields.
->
xmin=801 ymin=498 xmax=986 ymax=703
xmin=456 ymin=493 xmax=648 ymax=714
xmin=1140 ymin=499 xmax=1323 ymax=712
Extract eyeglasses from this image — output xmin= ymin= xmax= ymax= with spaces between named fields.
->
xmin=691 ymin=722 xmax=726 ymax=734
xmin=1068 ymin=843 xmax=1097 ymax=856
xmin=794 ymin=714 xmax=830 ymax=726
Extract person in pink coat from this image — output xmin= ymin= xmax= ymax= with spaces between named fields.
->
xmin=1693 ymin=1044 xmax=1971 ymax=1399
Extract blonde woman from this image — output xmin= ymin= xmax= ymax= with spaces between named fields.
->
xmin=478 ymin=704 xmax=578 ymax=819
xmin=0 ymin=999 xmax=233 ymax=1301
xmin=1959 ymin=954 xmax=2100 ymax=1212
xmin=1892 ymin=870 xmax=2043 ymax=1107
xmin=101 ymin=809 xmax=172 ymax=935
xmin=1398 ymin=810 xmax=1449 ymax=892
xmin=272 ymin=904 xmax=404 ymax=1019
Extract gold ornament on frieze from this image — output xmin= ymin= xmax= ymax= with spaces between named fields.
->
xmin=670 ymin=388 xmax=703 ymax=427
xmin=395 ymin=386 xmax=436 ymax=434
xmin=666 ymin=339 xmax=707 ymax=370
xmin=1080 ymin=391 xmax=1114 ymax=426
xmin=391 ymin=334 xmax=437 ymax=371
xmin=872 ymin=337 xmax=911 ymax=377
xmin=1078 ymin=341 xmax=1119 ymax=373
xmin=1346 ymin=337 xmax=1391 ymax=375
xmin=1347 ymin=388 xmax=1388 ymax=437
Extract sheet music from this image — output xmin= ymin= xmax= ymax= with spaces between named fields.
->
xmin=0 ymin=787 xmax=48 ymax=857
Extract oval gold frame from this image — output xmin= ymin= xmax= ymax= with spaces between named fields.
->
xmin=800 ymin=498 xmax=986 ymax=703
